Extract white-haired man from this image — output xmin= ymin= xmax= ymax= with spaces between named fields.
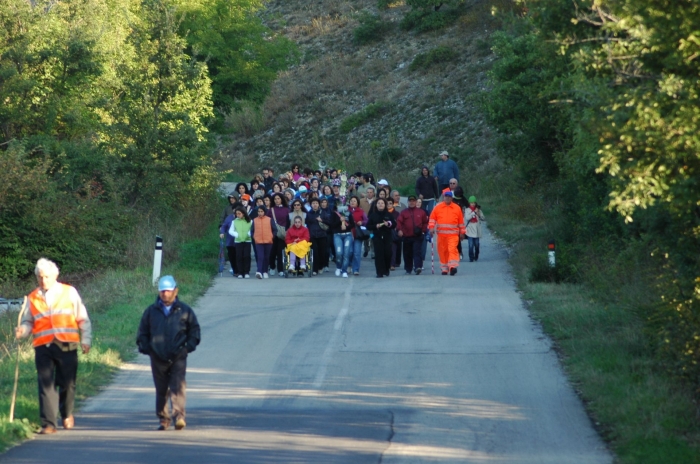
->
xmin=15 ymin=258 xmax=92 ymax=434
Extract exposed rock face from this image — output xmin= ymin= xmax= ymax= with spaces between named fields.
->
xmin=220 ymin=0 xmax=498 ymax=185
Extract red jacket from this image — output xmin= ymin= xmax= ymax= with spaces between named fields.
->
xmin=285 ymin=225 xmax=310 ymax=244
xmin=397 ymin=206 xmax=429 ymax=237
xmin=349 ymin=206 xmax=367 ymax=239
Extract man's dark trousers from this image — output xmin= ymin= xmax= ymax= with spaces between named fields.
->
xmin=35 ymin=343 xmax=78 ymax=429
xmin=403 ymin=236 xmax=423 ymax=272
xmin=150 ymin=351 xmax=187 ymax=424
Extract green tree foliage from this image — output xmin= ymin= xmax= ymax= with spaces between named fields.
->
xmin=174 ymin=0 xmax=298 ymax=109
xmin=483 ymin=0 xmax=700 ymax=394
xmin=0 ymin=0 xmax=291 ymax=282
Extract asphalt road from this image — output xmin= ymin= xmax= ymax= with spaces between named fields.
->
xmin=1 ymin=228 xmax=612 ymax=463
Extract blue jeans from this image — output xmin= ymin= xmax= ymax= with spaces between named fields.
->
xmin=422 ymin=199 xmax=436 ymax=216
xmin=468 ymin=236 xmax=480 ymax=261
xmin=334 ymin=233 xmax=353 ymax=271
xmin=351 ymin=238 xmax=364 ymax=273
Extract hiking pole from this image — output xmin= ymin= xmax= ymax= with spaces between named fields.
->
xmin=431 ymin=234 xmax=435 ymax=275
xmin=218 ymin=238 xmax=225 ymax=277
xmin=10 ymin=296 xmax=28 ymax=422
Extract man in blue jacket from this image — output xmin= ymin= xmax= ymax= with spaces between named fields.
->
xmin=137 ymin=275 xmax=201 ymax=431
xmin=433 ymin=150 xmax=459 ymax=192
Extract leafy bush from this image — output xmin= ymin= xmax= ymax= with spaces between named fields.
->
xmin=400 ymin=0 xmax=465 ymax=32
xmin=353 ymin=11 xmax=392 ymax=45
xmin=380 ymin=147 xmax=405 ymax=164
xmin=339 ymin=102 xmax=392 ymax=133
xmin=409 ymin=45 xmax=459 ymax=71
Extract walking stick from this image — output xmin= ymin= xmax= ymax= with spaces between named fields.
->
xmin=218 ymin=238 xmax=225 ymax=277
xmin=431 ymin=234 xmax=435 ymax=275
xmin=10 ymin=296 xmax=28 ymax=422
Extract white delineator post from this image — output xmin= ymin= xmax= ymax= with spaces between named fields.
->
xmin=152 ymin=236 xmax=163 ymax=285
xmin=548 ymin=240 xmax=556 ymax=268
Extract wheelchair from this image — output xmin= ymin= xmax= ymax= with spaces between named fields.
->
xmin=283 ymin=247 xmax=314 ymax=278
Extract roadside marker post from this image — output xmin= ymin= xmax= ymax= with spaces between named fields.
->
xmin=152 ymin=236 xmax=163 ymax=286
xmin=548 ymin=240 xmax=556 ymax=268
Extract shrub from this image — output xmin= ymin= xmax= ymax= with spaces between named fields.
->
xmin=400 ymin=0 xmax=465 ymax=32
xmin=339 ymin=102 xmax=392 ymax=133
xmin=529 ymin=251 xmax=578 ymax=284
xmin=380 ymin=147 xmax=405 ymax=163
xmin=409 ymin=45 xmax=459 ymax=71
xmin=353 ymin=11 xmax=392 ymax=45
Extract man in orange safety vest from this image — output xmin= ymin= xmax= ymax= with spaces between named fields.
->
xmin=428 ymin=189 xmax=466 ymax=275
xmin=15 ymin=258 xmax=92 ymax=435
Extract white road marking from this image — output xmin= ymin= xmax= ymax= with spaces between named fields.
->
xmin=313 ymin=279 xmax=354 ymax=389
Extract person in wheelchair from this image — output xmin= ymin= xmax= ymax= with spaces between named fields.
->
xmin=285 ymin=216 xmax=311 ymax=275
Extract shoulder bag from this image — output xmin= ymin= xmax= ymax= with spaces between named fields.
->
xmin=271 ymin=208 xmax=287 ymax=240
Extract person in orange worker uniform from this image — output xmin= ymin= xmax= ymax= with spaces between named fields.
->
xmin=15 ymin=258 xmax=92 ymax=435
xmin=428 ymin=188 xmax=466 ymax=275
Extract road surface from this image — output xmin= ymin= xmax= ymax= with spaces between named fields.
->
xmin=1 ymin=228 xmax=611 ymax=463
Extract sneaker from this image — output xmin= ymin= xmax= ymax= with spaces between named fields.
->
xmin=363 ymin=249 xmax=369 ymax=257
xmin=450 ymin=268 xmax=458 ymax=276
xmin=299 ymin=265 xmax=307 ymax=270
xmin=353 ymin=271 xmax=359 ymax=276
xmin=312 ymin=271 xmax=317 ymax=276
xmin=229 ymin=269 xmax=234 ymax=275
xmin=342 ymin=272 xmax=348 ymax=278
xmin=256 ymin=272 xmax=262 ymax=279
xmin=323 ymin=267 xmax=329 ymax=273
xmin=335 ymin=269 xmax=341 ymax=277
xmin=263 ymin=273 xmax=269 ymax=279
xmin=269 ymin=269 xmax=276 ymax=276
xmin=390 ymin=266 xmax=395 ymax=271
xmin=175 ymin=418 xmax=186 ymax=430
xmin=237 ymin=275 xmax=243 ymax=279
xmin=244 ymin=274 xmax=250 ymax=279
xmin=157 ymin=422 xmax=170 ymax=431
xmin=441 ymin=271 xmax=448 ymax=275
xmin=371 ymin=253 xmax=375 ymax=259
xmin=278 ymin=272 xmax=285 ymax=277
xmin=415 ymin=268 xmax=422 ymax=275
xmin=405 ymin=271 xmax=412 ymax=275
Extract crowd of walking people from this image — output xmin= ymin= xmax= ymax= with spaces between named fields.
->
xmin=218 ymin=151 xmax=484 ymax=279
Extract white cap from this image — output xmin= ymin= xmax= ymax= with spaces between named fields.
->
xmin=377 ymin=179 xmax=389 ymax=186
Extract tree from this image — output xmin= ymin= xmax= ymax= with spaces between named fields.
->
xmin=174 ymin=0 xmax=298 ymax=110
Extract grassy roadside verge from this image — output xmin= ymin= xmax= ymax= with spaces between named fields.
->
xmin=482 ymin=194 xmax=700 ymax=463
xmin=0 ymin=222 xmax=219 ymax=452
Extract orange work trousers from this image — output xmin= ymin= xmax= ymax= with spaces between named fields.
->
xmin=437 ymin=233 xmax=460 ymax=272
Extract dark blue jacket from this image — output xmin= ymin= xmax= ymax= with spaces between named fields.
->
xmin=137 ymin=297 xmax=201 ymax=361
xmin=306 ymin=208 xmax=331 ymax=238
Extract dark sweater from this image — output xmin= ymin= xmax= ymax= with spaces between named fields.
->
xmin=367 ymin=210 xmax=396 ymax=240
xmin=329 ymin=210 xmax=356 ymax=234
xmin=415 ymin=175 xmax=439 ymax=200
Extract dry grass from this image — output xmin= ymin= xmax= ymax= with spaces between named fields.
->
xmin=224 ymin=103 xmax=266 ymax=137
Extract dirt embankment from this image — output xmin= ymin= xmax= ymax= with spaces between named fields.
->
xmin=220 ymin=0 xmax=502 ymax=184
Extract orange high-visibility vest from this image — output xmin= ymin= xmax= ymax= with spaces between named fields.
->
xmin=28 ymin=283 xmax=80 ymax=347
xmin=253 ymin=216 xmax=274 ymax=244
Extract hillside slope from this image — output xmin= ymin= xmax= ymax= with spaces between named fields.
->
xmin=220 ymin=0 xmax=501 ymax=185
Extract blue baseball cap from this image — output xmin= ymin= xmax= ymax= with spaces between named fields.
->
xmin=158 ymin=275 xmax=177 ymax=291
